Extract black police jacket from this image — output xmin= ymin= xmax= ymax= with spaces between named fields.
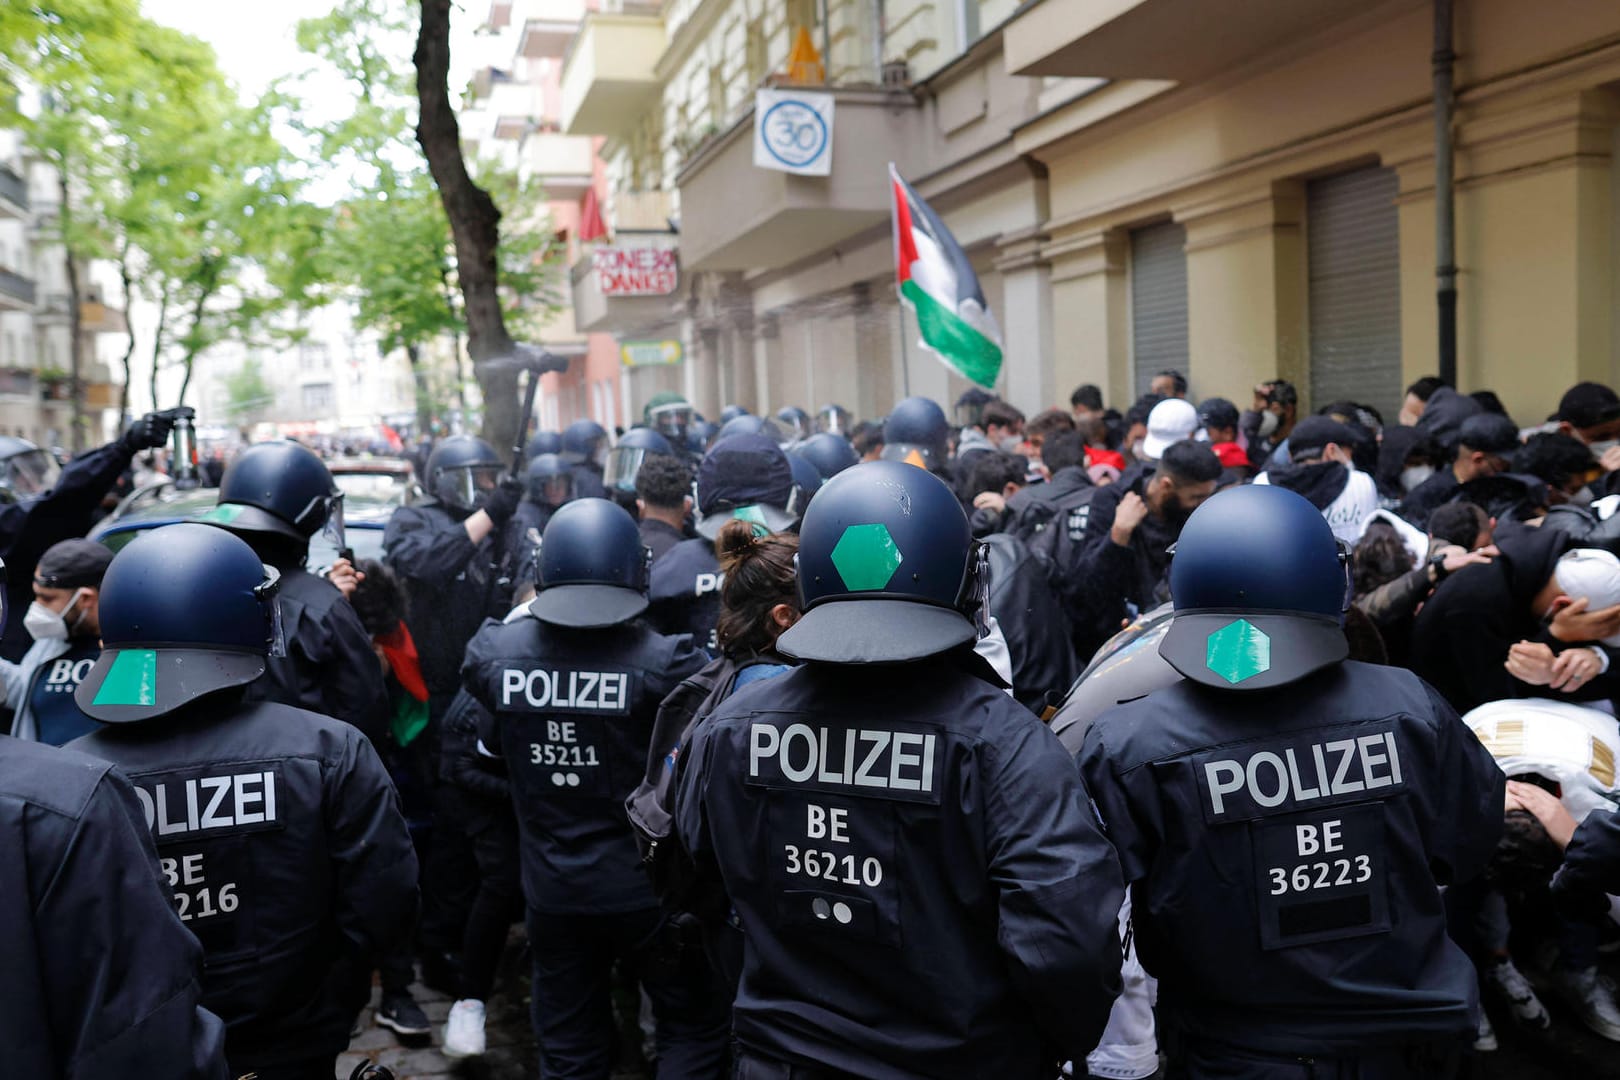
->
xmin=463 ymin=612 xmax=706 ymax=913
xmin=241 ymin=565 xmax=389 ymax=745
xmin=0 ymin=736 xmax=229 ymax=1079
xmin=1 ymin=439 xmax=137 ymax=660
xmin=1077 ymin=661 xmax=1504 ymax=1054
xmin=675 ymin=652 xmax=1125 ymax=1078
xmin=647 ymin=536 xmax=722 ymax=651
xmin=384 ymin=502 xmax=509 ymax=701
xmin=71 ymin=699 xmax=419 ymax=1071
xmin=505 ymin=500 xmax=550 ymax=586
xmin=439 ymin=687 xmax=512 ymax=818
xmin=640 ymin=516 xmax=687 ymax=564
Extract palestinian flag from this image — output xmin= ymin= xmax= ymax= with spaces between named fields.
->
xmin=890 ymin=164 xmax=1003 ymax=389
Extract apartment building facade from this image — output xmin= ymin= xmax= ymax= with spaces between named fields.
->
xmin=549 ymin=0 xmax=1620 ymax=428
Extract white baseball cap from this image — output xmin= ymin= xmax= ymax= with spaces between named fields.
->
xmin=1555 ymin=548 xmax=1620 ymax=646
xmin=1141 ymin=398 xmax=1199 ymax=461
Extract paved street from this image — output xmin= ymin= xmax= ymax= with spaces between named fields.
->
xmin=337 ymin=977 xmax=535 ymax=1080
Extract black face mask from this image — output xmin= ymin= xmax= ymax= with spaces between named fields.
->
xmin=1161 ymin=496 xmax=1196 ymax=530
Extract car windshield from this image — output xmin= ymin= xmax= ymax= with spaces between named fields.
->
xmin=334 ymin=471 xmax=410 ymax=503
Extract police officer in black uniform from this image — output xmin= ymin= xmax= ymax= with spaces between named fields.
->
xmin=647 ymin=433 xmax=798 ymax=652
xmin=201 ymin=440 xmax=389 ymax=743
xmin=71 ymin=524 xmax=419 ymax=1080
xmin=0 ymin=556 xmax=230 ymax=1080
xmin=796 ymin=431 xmax=859 ymax=480
xmin=674 ymin=460 xmax=1125 ymax=1079
xmin=509 ymin=451 xmax=576 ymax=587
xmin=385 ymin=433 xmax=525 ymax=985
xmin=1076 ymin=483 xmax=1504 ymax=1078
xmin=463 ymin=498 xmax=730 ymax=1079
xmin=604 ymin=426 xmax=675 ymax=512
xmin=561 ymin=419 xmax=610 ymax=500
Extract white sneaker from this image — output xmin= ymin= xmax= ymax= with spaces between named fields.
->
xmin=1484 ymin=958 xmax=1551 ymax=1029
xmin=442 ymin=998 xmax=487 ymax=1058
xmin=1474 ymin=1009 xmax=1498 ymax=1052
xmin=1554 ymin=968 xmax=1620 ymax=1042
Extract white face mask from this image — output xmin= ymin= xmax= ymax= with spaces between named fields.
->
xmin=24 ymin=588 xmax=84 ymax=643
xmin=1400 ymin=465 xmax=1436 ymax=493
xmin=1590 ymin=438 xmax=1619 ymax=458
xmin=997 ymin=434 xmax=1022 ymax=453
xmin=1257 ymin=411 xmax=1281 ymax=441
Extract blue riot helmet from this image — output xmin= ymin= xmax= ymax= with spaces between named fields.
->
xmin=719 ymin=404 xmax=750 ymax=425
xmin=775 ymin=406 xmax=811 ymax=444
xmin=785 ymin=451 xmax=823 ymax=517
xmin=815 ymin=403 xmax=852 ymax=436
xmin=718 ymin=413 xmax=785 ymax=444
xmin=76 ymin=523 xmax=283 ymax=722
xmin=561 ymin=419 xmax=609 ymax=468
xmin=526 ymin=452 xmax=574 ymax=508
xmin=529 ymin=498 xmax=651 ymax=629
xmin=880 ymin=396 xmax=950 ymax=470
xmin=603 ymin=427 xmax=674 ymax=494
xmin=525 ymin=431 xmax=563 ymax=460
xmin=694 ymin=434 xmax=798 ymax=540
xmin=777 ymin=460 xmax=983 ymax=664
xmin=0 ymin=434 xmax=61 ymax=502
xmin=200 ymin=440 xmax=342 ymax=547
xmin=687 ymin=420 xmax=718 ymax=456
xmin=1158 ymin=484 xmax=1351 ymax=692
xmin=796 ymin=432 xmax=859 ymax=480
xmin=426 ymin=435 xmax=504 ymax=513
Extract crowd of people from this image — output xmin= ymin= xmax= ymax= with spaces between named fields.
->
xmin=8 ymin=368 xmax=1620 ymax=1079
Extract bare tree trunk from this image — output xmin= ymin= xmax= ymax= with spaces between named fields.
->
xmin=60 ymin=174 xmax=85 ymax=453
xmin=116 ymin=240 xmax=136 ymax=429
xmin=149 ymin=283 xmax=170 ymax=410
xmin=413 ymin=0 xmax=518 ymax=457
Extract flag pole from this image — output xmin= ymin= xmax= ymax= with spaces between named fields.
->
xmin=888 ymin=161 xmax=911 ymax=400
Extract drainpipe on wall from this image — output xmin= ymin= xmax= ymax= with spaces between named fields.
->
xmin=1433 ymin=0 xmax=1458 ymax=387
xmin=819 ymin=0 xmax=833 ymax=84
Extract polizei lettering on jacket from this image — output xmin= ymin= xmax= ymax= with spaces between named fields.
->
xmin=130 ymin=765 xmax=284 ymax=840
xmin=746 ymin=720 xmax=943 ymax=805
xmin=1195 ymin=721 xmax=1406 ymax=822
xmin=500 ymin=667 xmax=632 ymax=714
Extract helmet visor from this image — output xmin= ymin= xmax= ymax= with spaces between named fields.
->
xmin=880 ymin=442 xmax=939 ymax=471
xmin=651 ymin=406 xmax=692 ymax=441
xmin=816 ymin=406 xmax=850 ymax=435
xmin=604 ymin=446 xmax=652 ymax=493
xmin=441 ymin=464 xmax=504 ymax=511
xmin=4 ymin=448 xmax=60 ymax=496
xmin=254 ymin=564 xmax=288 ymax=659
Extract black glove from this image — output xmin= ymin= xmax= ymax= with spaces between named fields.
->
xmin=479 ymin=477 xmax=524 ymax=526
xmin=119 ymin=411 xmax=174 ymax=454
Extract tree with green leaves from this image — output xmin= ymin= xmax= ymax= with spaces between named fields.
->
xmin=223 ymin=356 xmax=274 ymax=426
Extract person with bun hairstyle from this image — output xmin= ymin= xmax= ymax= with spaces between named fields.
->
xmin=714 ymin=518 xmax=801 ymax=685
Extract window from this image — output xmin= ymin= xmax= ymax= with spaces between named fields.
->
xmin=708 ymin=64 xmax=727 ymax=125
xmin=301 ymin=383 xmax=334 ymax=413
xmin=1307 ymin=166 xmax=1401 ymax=419
xmin=1129 ymin=221 xmax=1190 ymax=399
xmin=299 ymin=342 xmax=330 ymax=371
xmin=746 ymin=18 xmax=768 ymax=86
xmin=785 ymin=0 xmax=816 ymax=41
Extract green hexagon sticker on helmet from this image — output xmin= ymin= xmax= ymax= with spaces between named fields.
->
xmin=1206 ymin=618 xmax=1271 ymax=684
xmin=830 ymin=523 xmax=904 ymax=592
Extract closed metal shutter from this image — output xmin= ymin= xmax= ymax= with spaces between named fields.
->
xmin=1308 ymin=166 xmax=1401 ymax=420
xmin=1130 ymin=221 xmax=1190 ymax=400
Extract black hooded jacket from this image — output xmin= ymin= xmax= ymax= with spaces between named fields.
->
xmin=1409 ymin=528 xmax=1620 ymax=713
xmin=1413 ymin=388 xmax=1482 ymax=455
xmin=1070 ymin=465 xmax=1182 ymax=663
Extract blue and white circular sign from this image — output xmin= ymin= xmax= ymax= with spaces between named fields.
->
xmin=759 ymin=96 xmax=830 ymax=171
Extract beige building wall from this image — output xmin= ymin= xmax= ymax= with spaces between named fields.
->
xmin=1022 ymin=0 xmax=1620 ymax=421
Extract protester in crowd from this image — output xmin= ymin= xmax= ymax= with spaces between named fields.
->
xmin=850 ymin=420 xmax=884 ymax=462
xmin=1119 ymin=393 xmax=1165 ymax=464
xmin=1415 ymin=386 xmax=1485 ymax=454
xmin=1553 ymin=382 xmax=1620 ymax=466
xmin=1071 ymin=383 xmax=1105 ymax=426
xmin=1024 ymin=408 xmax=1076 ymax=473
xmin=1138 ymin=398 xmax=1198 ymax=465
xmin=1375 ymin=426 xmax=1444 ymax=503
xmin=1411 ymin=531 xmax=1620 ymax=714
xmin=1399 ymin=412 xmax=1521 ymax=527
xmin=1005 ymin=430 xmax=1093 ymax=545
xmin=1195 ymin=396 xmax=1251 ymax=484
xmin=1069 ymin=439 xmax=1221 ymax=659
xmin=1253 ymin=415 xmax=1380 ymax=543
xmin=2 ymin=539 xmax=111 ymax=745
xmin=1400 ymin=376 xmax=1448 ymax=426
xmin=1150 ymin=369 xmax=1188 ymax=399
xmin=1518 ymin=431 xmax=1604 ymax=506
xmin=1239 ymin=378 xmax=1298 ymax=468
xmin=632 ymin=451 xmax=693 ymax=564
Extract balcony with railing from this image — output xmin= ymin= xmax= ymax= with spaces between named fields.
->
xmin=0 ymin=165 xmax=27 ymax=219
xmin=558 ymin=6 xmax=665 ymax=137
xmin=0 ymin=267 xmax=36 ymax=311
